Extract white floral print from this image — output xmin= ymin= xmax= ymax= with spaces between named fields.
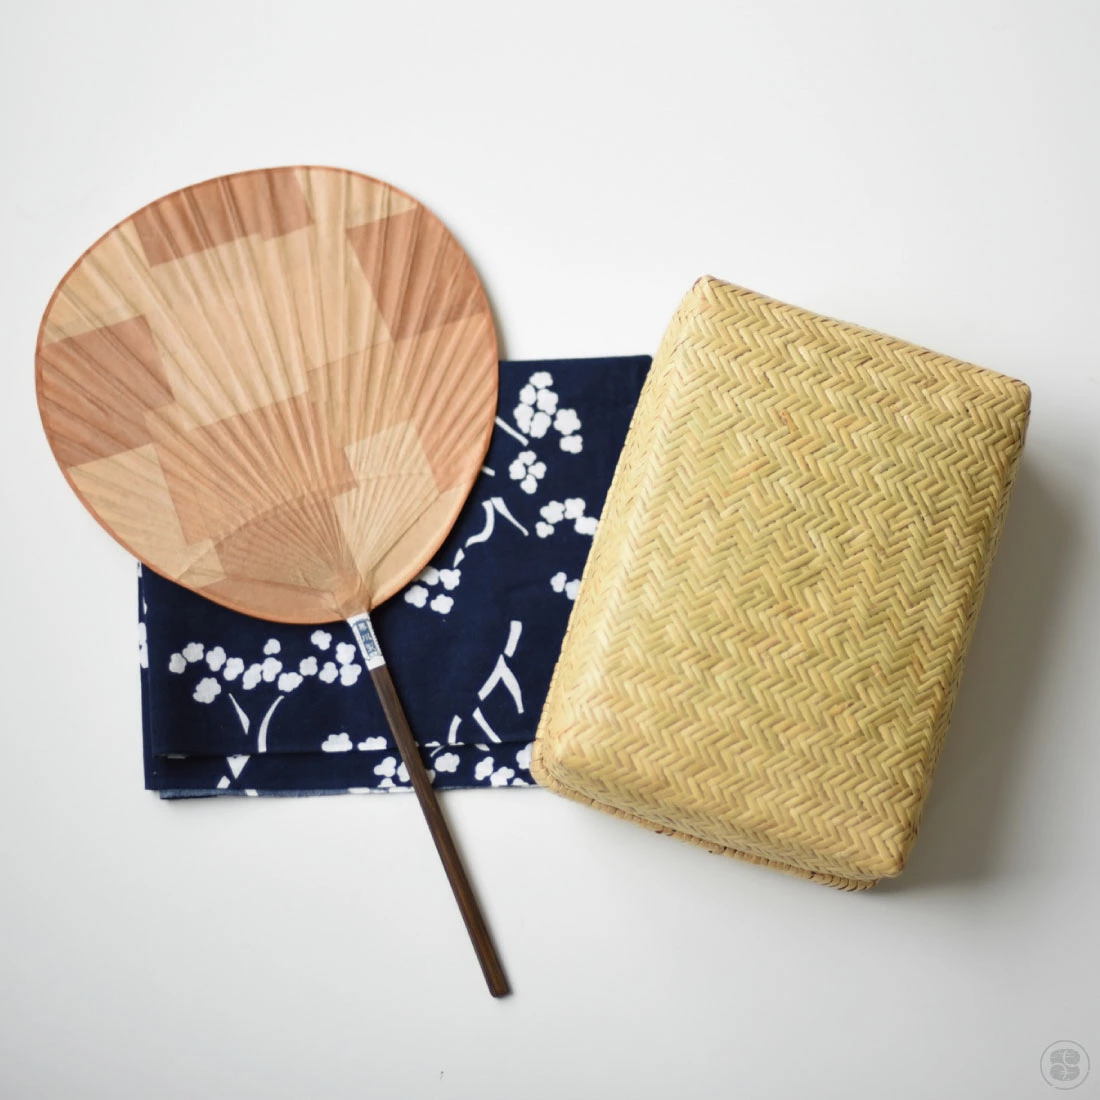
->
xmin=508 ymin=450 xmax=546 ymax=494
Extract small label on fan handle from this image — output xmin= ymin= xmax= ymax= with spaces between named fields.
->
xmin=347 ymin=613 xmax=385 ymax=670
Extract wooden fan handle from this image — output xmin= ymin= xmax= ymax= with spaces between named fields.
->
xmin=348 ymin=615 xmax=510 ymax=998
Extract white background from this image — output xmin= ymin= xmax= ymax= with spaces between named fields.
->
xmin=1 ymin=2 xmax=1097 ymax=1097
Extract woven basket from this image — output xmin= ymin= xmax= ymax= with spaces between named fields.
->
xmin=532 ymin=277 xmax=1030 ymax=889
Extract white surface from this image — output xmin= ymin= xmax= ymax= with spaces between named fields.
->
xmin=1 ymin=2 xmax=1098 ymax=1097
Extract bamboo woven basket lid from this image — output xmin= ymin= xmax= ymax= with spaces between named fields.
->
xmin=532 ymin=276 xmax=1030 ymax=889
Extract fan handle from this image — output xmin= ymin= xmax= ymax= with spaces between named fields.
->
xmin=348 ymin=613 xmax=510 ymax=998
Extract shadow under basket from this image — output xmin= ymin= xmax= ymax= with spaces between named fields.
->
xmin=532 ymin=277 xmax=1031 ymax=890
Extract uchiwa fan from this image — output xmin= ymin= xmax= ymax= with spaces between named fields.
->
xmin=36 ymin=166 xmax=508 ymax=996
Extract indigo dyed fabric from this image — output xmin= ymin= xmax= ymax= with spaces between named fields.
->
xmin=139 ymin=356 xmax=651 ymax=797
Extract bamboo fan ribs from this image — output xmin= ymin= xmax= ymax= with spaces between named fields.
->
xmin=36 ymin=166 xmax=508 ymax=996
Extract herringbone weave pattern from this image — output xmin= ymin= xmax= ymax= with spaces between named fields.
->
xmin=532 ymin=277 xmax=1030 ymax=888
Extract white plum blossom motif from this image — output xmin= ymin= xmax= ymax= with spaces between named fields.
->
xmin=358 ymin=736 xmax=387 ymax=751
xmin=508 ymin=450 xmax=546 ymax=494
xmin=538 ymin=497 xmax=598 ymax=539
xmin=402 ymin=497 xmax=529 ymax=616
xmin=193 ymin=677 xmax=221 ymax=704
xmin=170 ymin=630 xmax=364 ymax=790
xmin=516 ymin=744 xmax=532 ymax=770
xmin=511 ymin=372 xmax=583 ymax=452
xmin=513 ymin=371 xmax=562 ymax=440
xmin=474 ymin=757 xmax=495 ymax=782
xmin=565 ymin=497 xmax=598 ymax=534
xmin=536 ymin=499 xmax=563 ymax=538
xmin=277 ymin=672 xmax=303 ymax=693
xmin=554 ymin=407 xmax=580 ymax=435
xmin=550 ymin=572 xmax=580 ymax=601
xmin=435 ymin=752 xmax=461 ymax=773
xmin=404 ymin=584 xmax=429 ymax=608
xmin=408 ymin=565 xmax=462 ymax=615
xmin=554 ymin=406 xmax=582 ymax=453
xmin=137 ymin=623 xmax=148 ymax=669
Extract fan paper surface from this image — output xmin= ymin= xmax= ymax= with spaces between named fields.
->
xmin=36 ymin=167 xmax=498 ymax=623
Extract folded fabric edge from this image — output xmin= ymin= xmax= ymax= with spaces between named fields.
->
xmin=147 ymin=740 xmax=536 ymax=797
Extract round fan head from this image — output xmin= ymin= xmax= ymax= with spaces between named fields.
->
xmin=36 ymin=166 xmax=498 ymax=623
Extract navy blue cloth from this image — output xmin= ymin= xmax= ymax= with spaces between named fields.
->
xmin=139 ymin=356 xmax=650 ymax=797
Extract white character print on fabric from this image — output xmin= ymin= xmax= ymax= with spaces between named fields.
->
xmin=168 ymin=630 xmax=365 ymax=785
